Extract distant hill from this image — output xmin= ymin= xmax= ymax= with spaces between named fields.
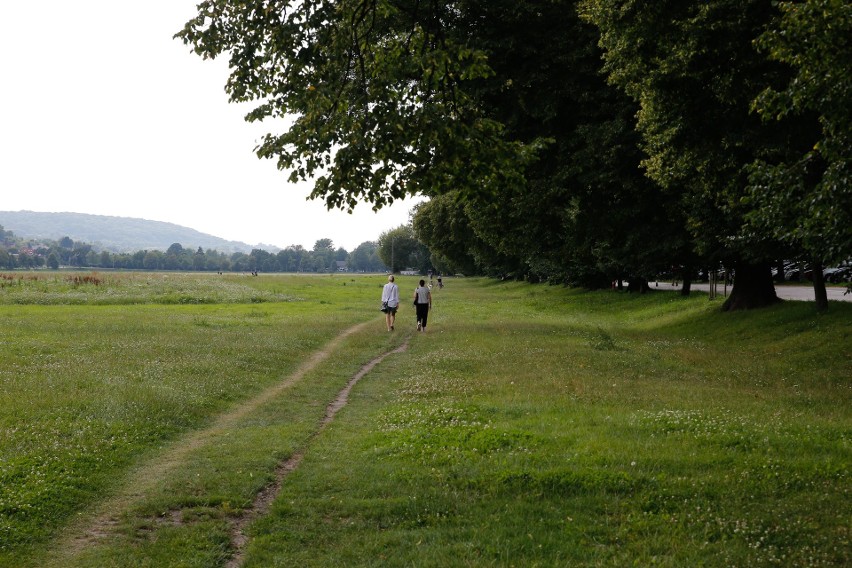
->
xmin=0 ymin=211 xmax=276 ymax=254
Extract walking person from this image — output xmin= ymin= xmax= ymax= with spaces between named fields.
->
xmin=413 ymin=279 xmax=432 ymax=332
xmin=382 ymin=275 xmax=400 ymax=331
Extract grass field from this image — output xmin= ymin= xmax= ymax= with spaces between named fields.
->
xmin=0 ymin=272 xmax=849 ymax=567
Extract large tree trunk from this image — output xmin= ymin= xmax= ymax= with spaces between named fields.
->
xmin=722 ymin=261 xmax=780 ymax=311
xmin=680 ymin=265 xmax=693 ymax=296
xmin=812 ymin=261 xmax=828 ymax=312
xmin=775 ymin=259 xmax=786 ymax=282
xmin=627 ymin=277 xmax=650 ymax=293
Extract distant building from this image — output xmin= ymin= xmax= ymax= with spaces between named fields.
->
xmin=335 ymin=260 xmax=348 ymax=272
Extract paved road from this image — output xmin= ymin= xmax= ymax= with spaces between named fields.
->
xmin=652 ymin=281 xmax=852 ymax=302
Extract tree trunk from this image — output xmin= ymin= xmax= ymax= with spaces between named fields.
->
xmin=812 ymin=261 xmax=828 ymax=312
xmin=627 ymin=277 xmax=650 ymax=293
xmin=722 ymin=261 xmax=780 ymax=311
xmin=680 ymin=266 xmax=692 ymax=296
xmin=775 ymin=259 xmax=786 ymax=282
xmin=797 ymin=260 xmax=807 ymax=282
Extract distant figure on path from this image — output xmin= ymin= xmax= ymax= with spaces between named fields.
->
xmin=382 ymin=275 xmax=400 ymax=331
xmin=413 ymin=279 xmax=432 ymax=332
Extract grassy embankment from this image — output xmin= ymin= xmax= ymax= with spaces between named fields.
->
xmin=0 ymin=272 xmax=849 ymax=567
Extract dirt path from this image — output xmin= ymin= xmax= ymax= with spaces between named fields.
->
xmin=47 ymin=321 xmax=407 ymax=566
xmin=225 ymin=338 xmax=410 ymax=568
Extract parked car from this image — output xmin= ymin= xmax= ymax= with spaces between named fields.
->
xmin=826 ymin=265 xmax=852 ymax=284
xmin=779 ymin=260 xmax=851 ymax=283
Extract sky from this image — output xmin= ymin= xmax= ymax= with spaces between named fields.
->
xmin=0 ymin=1 xmax=424 ymax=252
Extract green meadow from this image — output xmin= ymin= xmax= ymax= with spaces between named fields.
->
xmin=0 ymin=272 xmax=849 ymax=567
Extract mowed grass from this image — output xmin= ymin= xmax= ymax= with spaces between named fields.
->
xmin=244 ymin=280 xmax=850 ymax=568
xmin=0 ymin=272 xmax=398 ymax=567
xmin=1 ymin=273 xmax=850 ymax=567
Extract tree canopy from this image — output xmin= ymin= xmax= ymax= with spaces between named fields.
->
xmin=747 ymin=0 xmax=852 ymax=267
xmin=178 ymin=0 xmax=851 ymax=309
xmin=377 ymin=225 xmax=430 ymax=274
xmin=177 ymin=0 xmax=539 ymax=210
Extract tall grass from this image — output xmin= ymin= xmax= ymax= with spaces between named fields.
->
xmin=1 ymin=274 xmax=849 ymax=567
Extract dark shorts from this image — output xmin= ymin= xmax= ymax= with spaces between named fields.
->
xmin=387 ymin=305 xmax=398 ymax=314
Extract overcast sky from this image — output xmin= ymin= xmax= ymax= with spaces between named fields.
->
xmin=0 ymin=1 xmax=423 ymax=251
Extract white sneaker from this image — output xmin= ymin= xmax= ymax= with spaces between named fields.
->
xmin=417 ymin=322 xmax=422 ymax=331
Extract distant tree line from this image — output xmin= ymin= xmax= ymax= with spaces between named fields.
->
xmin=0 ymin=226 xmax=391 ymax=273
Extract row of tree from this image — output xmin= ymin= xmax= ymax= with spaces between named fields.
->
xmin=0 ymin=227 xmax=393 ymax=273
xmin=178 ymin=0 xmax=849 ymax=310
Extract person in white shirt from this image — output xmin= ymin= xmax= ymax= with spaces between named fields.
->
xmin=381 ymin=275 xmax=400 ymax=331
xmin=413 ymin=279 xmax=432 ymax=331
